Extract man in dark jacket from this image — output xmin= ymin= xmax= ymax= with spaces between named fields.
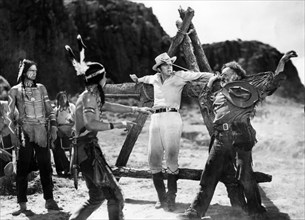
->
xmin=179 ymin=50 xmax=297 ymax=219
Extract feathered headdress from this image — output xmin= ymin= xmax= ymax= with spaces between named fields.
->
xmin=65 ymin=35 xmax=106 ymax=85
xmin=65 ymin=34 xmax=89 ymax=76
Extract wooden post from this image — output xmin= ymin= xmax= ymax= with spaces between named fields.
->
xmin=167 ymin=7 xmax=194 ymax=57
xmin=115 ymin=101 xmax=153 ymax=167
xmin=176 ymin=20 xmax=199 ymax=72
xmin=113 ymin=83 xmax=153 ymax=168
xmin=176 ymin=9 xmax=215 ymax=135
xmin=179 ymin=7 xmax=212 ymax=72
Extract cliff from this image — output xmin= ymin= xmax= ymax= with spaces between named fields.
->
xmin=0 ymin=0 xmax=303 ymax=103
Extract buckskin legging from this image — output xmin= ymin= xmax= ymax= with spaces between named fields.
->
xmin=148 ymin=112 xmax=182 ymax=174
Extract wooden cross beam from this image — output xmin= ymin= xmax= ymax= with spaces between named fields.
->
xmin=103 ymin=6 xmax=272 ymax=183
xmin=112 ymin=166 xmax=272 ymax=183
xmin=105 ymin=7 xmax=197 ymax=171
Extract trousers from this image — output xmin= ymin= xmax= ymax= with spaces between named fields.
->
xmin=52 ymin=136 xmax=70 ymax=175
xmin=191 ymin=131 xmax=263 ymax=217
xmin=148 ymin=112 xmax=182 ymax=174
xmin=16 ymin=133 xmax=54 ymax=203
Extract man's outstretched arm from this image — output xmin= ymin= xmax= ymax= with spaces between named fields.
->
xmin=275 ymin=50 xmax=298 ymax=75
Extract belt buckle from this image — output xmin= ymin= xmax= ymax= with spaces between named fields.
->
xmin=167 ymin=108 xmax=176 ymax=112
xmin=222 ymin=123 xmax=229 ymax=131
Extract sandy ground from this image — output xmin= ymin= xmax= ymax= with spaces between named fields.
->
xmin=0 ymin=96 xmax=304 ymax=220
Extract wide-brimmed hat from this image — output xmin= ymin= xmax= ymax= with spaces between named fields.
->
xmin=222 ymin=81 xmax=259 ymax=108
xmin=152 ymin=52 xmax=177 ymax=71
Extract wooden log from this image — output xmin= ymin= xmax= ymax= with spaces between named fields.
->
xmin=176 ymin=15 xmax=214 ymax=135
xmin=179 ymin=7 xmax=212 ymax=72
xmin=104 ymin=83 xmax=154 ymax=103
xmin=104 ymin=83 xmax=139 ymax=95
xmin=167 ymin=7 xmax=194 ymax=57
xmin=176 ymin=20 xmax=199 ymax=72
xmin=104 ymin=82 xmax=206 ymax=100
xmin=112 ymin=166 xmax=272 ymax=183
xmin=115 ymin=101 xmax=153 ymax=168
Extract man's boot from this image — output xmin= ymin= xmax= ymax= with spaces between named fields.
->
xmin=178 ymin=207 xmax=201 ymax=220
xmin=152 ymin=172 xmax=167 ymax=209
xmin=107 ymin=199 xmax=124 ymax=220
xmin=246 ymin=185 xmax=267 ymax=216
xmin=167 ymin=174 xmax=178 ymax=212
xmin=178 ymin=187 xmax=211 ymax=219
xmin=12 ymin=202 xmax=34 ymax=216
xmin=45 ymin=199 xmax=61 ymax=210
xmin=69 ymin=200 xmax=101 ymax=220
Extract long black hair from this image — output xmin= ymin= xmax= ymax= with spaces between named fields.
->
xmin=56 ymin=91 xmax=70 ymax=108
xmin=83 ymin=62 xmax=106 ymax=105
xmin=19 ymin=59 xmax=37 ymax=87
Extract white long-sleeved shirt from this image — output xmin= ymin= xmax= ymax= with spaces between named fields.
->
xmin=138 ymin=71 xmax=213 ymax=109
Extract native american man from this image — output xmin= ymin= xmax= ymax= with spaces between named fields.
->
xmin=7 ymin=59 xmax=61 ymax=216
xmin=66 ymin=35 xmax=152 ymax=220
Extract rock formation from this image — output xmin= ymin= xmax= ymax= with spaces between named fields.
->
xmin=0 ymin=0 xmax=303 ymax=102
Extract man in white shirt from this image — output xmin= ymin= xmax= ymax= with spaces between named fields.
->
xmin=130 ymin=52 xmax=212 ymax=211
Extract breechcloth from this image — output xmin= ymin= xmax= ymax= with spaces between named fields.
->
xmin=69 ymin=135 xmax=124 ymax=220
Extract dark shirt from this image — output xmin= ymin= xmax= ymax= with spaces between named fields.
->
xmin=202 ymin=71 xmax=286 ymax=125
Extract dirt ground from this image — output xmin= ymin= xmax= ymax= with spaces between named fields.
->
xmin=0 ymin=96 xmax=304 ymax=220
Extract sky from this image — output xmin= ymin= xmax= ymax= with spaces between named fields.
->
xmin=131 ymin=0 xmax=305 ymax=85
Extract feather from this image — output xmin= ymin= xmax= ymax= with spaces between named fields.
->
xmin=65 ymin=45 xmax=88 ymax=76
xmin=77 ymin=34 xmax=86 ymax=65
xmin=17 ymin=59 xmax=25 ymax=82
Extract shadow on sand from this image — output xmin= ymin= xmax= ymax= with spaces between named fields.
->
xmin=205 ymin=186 xmax=290 ymax=220
xmin=125 ymin=186 xmax=290 ymax=220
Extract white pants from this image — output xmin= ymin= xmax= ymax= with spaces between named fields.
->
xmin=148 ymin=112 xmax=182 ymax=174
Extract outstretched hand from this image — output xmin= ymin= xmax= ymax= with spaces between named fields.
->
xmin=120 ymin=120 xmax=137 ymax=131
xmin=134 ymin=107 xmax=154 ymax=114
xmin=282 ymin=50 xmax=298 ymax=62
xmin=130 ymin=74 xmax=139 ymax=83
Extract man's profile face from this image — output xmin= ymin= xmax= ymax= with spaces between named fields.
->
xmin=25 ymin=65 xmax=37 ymax=81
xmin=220 ymin=67 xmax=240 ymax=86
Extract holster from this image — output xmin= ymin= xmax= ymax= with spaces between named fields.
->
xmin=231 ymin=122 xmax=257 ymax=151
